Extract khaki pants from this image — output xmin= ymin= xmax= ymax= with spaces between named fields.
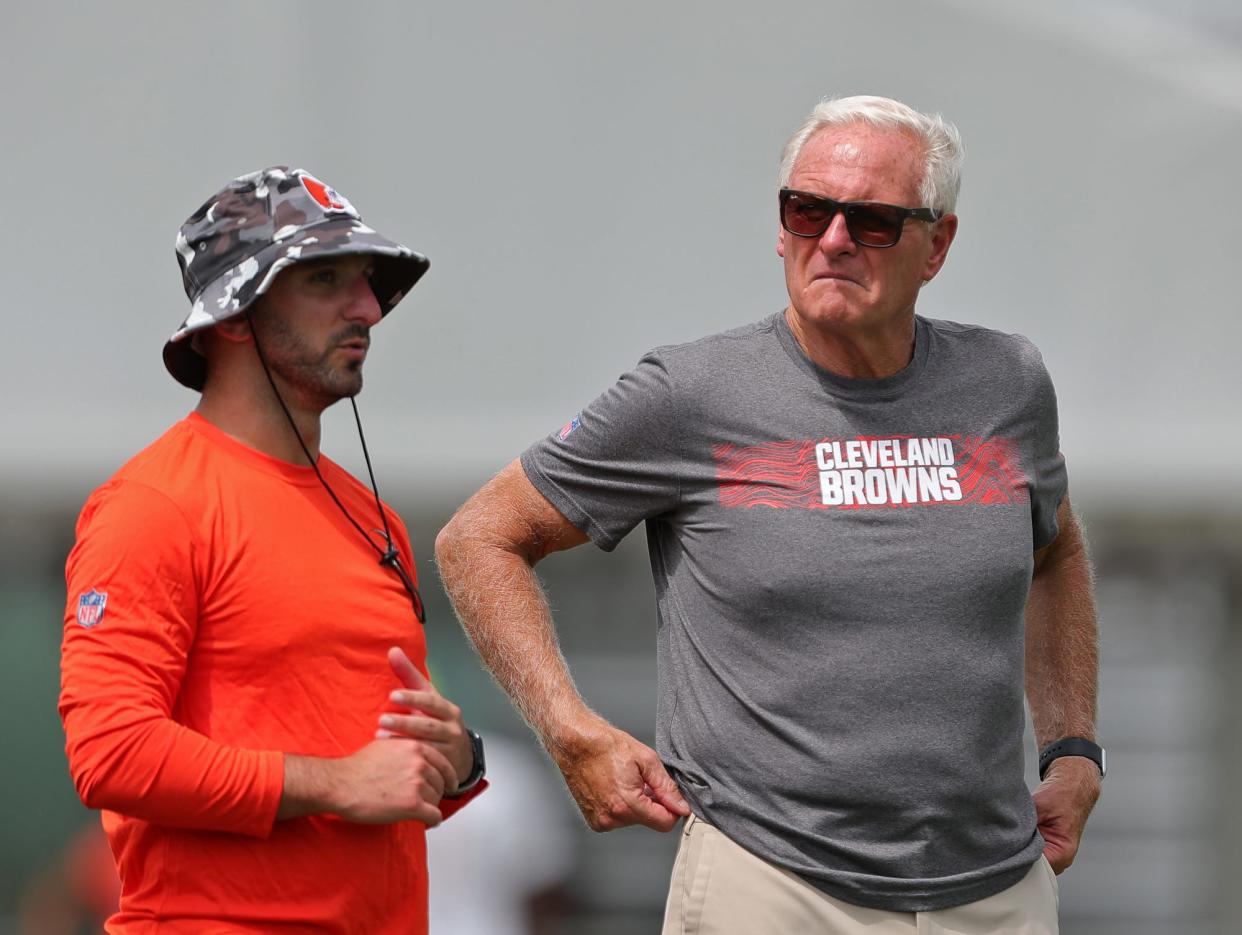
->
xmin=662 ymin=815 xmax=1059 ymax=935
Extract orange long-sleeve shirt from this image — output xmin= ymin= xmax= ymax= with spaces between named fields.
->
xmin=61 ymin=413 xmax=480 ymax=933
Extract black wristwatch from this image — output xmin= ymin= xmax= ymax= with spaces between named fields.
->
xmin=1038 ymin=737 xmax=1105 ymax=781
xmin=446 ymin=728 xmax=486 ymax=798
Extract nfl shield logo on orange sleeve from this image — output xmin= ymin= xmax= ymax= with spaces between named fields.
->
xmin=77 ymin=589 xmax=108 ymax=628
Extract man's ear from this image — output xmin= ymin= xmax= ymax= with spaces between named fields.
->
xmin=212 ymin=312 xmax=253 ymax=344
xmin=920 ymin=214 xmax=958 ymax=283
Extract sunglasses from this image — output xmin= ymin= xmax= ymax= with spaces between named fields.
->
xmin=779 ymin=188 xmax=941 ymax=248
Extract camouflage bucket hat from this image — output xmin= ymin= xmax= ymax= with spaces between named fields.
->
xmin=164 ymin=166 xmax=429 ymax=390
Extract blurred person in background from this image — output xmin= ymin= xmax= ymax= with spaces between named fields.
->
xmin=435 ymin=95 xmax=1102 ymax=934
xmin=58 ymin=167 xmax=486 ymax=934
xmin=18 ymin=822 xmax=119 ymax=935
xmin=426 ymin=731 xmax=576 ymax=934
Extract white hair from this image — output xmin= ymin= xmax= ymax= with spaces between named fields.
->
xmin=778 ymin=95 xmax=964 ymax=215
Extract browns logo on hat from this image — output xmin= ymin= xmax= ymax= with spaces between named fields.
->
xmin=165 ymin=166 xmax=429 ymax=391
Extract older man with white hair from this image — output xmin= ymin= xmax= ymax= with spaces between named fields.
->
xmin=435 ymin=95 xmax=1101 ymax=933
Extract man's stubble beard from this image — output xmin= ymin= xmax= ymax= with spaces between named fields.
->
xmin=256 ymin=315 xmax=367 ymax=409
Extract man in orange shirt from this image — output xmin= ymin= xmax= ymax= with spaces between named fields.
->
xmin=60 ymin=167 xmax=486 ymax=934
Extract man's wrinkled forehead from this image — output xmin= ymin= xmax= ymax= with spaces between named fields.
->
xmin=823 ymin=137 xmax=866 ymax=167
xmin=793 ymin=125 xmax=924 ymax=194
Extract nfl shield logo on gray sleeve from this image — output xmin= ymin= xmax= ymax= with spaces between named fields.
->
xmin=77 ymin=589 xmax=108 ymax=628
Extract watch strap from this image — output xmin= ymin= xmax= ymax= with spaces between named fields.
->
xmin=446 ymin=728 xmax=486 ymax=798
xmin=1038 ymin=737 xmax=1105 ymax=780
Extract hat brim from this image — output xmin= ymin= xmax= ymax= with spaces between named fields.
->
xmin=163 ymin=216 xmax=429 ymax=391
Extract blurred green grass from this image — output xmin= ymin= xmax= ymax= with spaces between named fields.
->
xmin=0 ymin=582 xmax=95 ymax=915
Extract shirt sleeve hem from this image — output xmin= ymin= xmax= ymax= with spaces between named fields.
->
xmin=250 ymin=749 xmax=287 ymax=838
xmin=439 ymin=778 xmax=489 ymax=820
xmin=519 ymin=451 xmax=620 ymax=551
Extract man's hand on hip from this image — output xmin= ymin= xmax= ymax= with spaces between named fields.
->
xmin=1032 ymin=755 xmax=1101 ymax=873
xmin=551 ymin=717 xmax=690 ymax=833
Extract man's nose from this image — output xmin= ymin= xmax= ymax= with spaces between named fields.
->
xmin=346 ymin=273 xmax=383 ymax=325
xmin=818 ymin=211 xmax=857 ymax=255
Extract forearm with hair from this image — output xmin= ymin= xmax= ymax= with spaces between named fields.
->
xmin=1024 ymin=501 xmax=1099 ymax=748
xmin=435 ymin=489 xmax=602 ymax=760
xmin=277 ymin=754 xmax=338 ymax=820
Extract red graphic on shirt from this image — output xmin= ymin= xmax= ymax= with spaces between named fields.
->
xmin=955 ymin=436 xmax=1030 ymax=505
xmin=714 ymin=435 xmax=1029 ymax=510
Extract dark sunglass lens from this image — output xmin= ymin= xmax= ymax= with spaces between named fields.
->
xmin=848 ymin=204 xmax=904 ymax=246
xmin=783 ymin=194 xmax=834 ymax=236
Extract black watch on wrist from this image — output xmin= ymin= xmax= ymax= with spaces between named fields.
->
xmin=446 ymin=728 xmax=486 ymax=798
xmin=1038 ymin=737 xmax=1105 ymax=781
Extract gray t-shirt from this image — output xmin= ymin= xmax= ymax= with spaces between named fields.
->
xmin=521 ymin=311 xmax=1067 ymax=912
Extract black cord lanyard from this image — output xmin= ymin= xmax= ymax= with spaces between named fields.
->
xmin=247 ymin=315 xmax=427 ymax=624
